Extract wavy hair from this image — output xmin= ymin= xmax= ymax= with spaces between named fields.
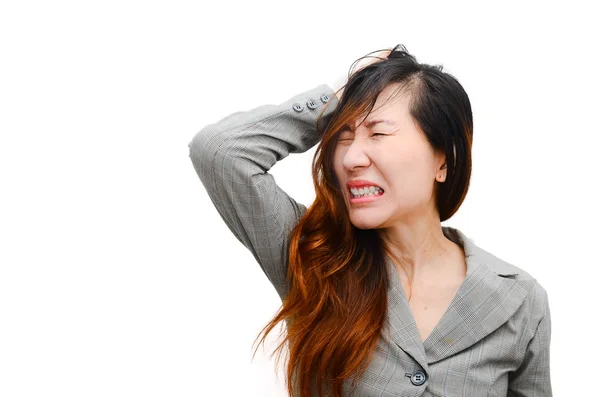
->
xmin=252 ymin=45 xmax=473 ymax=397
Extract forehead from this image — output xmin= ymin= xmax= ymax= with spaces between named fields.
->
xmin=349 ymin=84 xmax=412 ymax=131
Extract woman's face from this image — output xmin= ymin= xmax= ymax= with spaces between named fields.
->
xmin=333 ymin=83 xmax=447 ymax=230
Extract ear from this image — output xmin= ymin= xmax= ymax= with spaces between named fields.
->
xmin=436 ymin=142 xmax=456 ymax=183
xmin=436 ymin=163 xmax=447 ymax=183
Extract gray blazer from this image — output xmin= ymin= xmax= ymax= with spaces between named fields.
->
xmin=188 ymin=84 xmax=552 ymax=396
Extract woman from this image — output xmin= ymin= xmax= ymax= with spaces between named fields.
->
xmin=188 ymin=45 xmax=552 ymax=397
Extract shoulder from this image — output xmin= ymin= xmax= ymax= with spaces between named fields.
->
xmin=476 ymin=243 xmax=535 ymax=280
xmin=474 ymin=241 xmax=550 ymax=325
xmin=445 ymin=226 xmax=550 ymax=323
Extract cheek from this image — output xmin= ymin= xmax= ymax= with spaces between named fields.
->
xmin=383 ymin=147 xmax=421 ymax=175
xmin=332 ymin=153 xmax=340 ymax=174
xmin=332 ymin=148 xmax=345 ymax=175
xmin=383 ymin=151 xmax=435 ymax=195
xmin=396 ymin=141 xmax=435 ymax=173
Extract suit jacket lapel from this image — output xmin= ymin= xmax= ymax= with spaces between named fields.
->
xmin=384 ymin=259 xmax=430 ymax=372
xmin=385 ymin=226 xmax=536 ymax=367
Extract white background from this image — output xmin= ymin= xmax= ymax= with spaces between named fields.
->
xmin=1 ymin=0 xmax=598 ymax=396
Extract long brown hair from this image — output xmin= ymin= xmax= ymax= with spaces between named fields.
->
xmin=252 ymin=45 xmax=473 ymax=397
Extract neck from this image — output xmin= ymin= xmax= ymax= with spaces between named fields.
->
xmin=379 ymin=219 xmax=462 ymax=284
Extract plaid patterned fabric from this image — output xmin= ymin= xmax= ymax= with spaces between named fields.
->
xmin=188 ymin=84 xmax=552 ymax=396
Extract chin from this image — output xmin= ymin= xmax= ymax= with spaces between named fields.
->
xmin=349 ymin=213 xmax=386 ymax=230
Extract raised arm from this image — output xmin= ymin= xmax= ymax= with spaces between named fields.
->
xmin=188 ymin=84 xmax=340 ymax=300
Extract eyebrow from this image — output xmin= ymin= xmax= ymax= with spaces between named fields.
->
xmin=365 ymin=119 xmax=395 ymax=127
xmin=346 ymin=119 xmax=395 ymax=132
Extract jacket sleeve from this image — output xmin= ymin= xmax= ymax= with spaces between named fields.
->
xmin=187 ymin=84 xmax=338 ymax=300
xmin=507 ymin=285 xmax=553 ymax=396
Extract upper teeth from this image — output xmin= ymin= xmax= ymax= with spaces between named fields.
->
xmin=350 ymin=186 xmax=383 ymax=197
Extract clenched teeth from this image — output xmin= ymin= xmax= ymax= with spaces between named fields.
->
xmin=350 ymin=186 xmax=384 ymax=198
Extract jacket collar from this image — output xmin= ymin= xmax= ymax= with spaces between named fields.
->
xmin=382 ymin=226 xmax=536 ymax=371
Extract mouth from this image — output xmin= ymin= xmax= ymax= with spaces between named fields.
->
xmin=347 ymin=186 xmax=385 ymax=204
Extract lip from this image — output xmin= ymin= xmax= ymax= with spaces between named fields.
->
xmin=348 ymin=192 xmax=384 ymax=204
xmin=346 ymin=179 xmax=384 ymax=190
xmin=346 ymin=179 xmax=385 ymax=205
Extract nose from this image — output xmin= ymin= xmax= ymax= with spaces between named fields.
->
xmin=342 ymin=139 xmax=372 ymax=171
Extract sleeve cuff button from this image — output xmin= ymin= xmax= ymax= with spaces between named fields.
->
xmin=306 ymin=100 xmax=318 ymax=110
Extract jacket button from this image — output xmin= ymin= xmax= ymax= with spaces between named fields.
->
xmin=292 ymin=103 xmax=304 ymax=112
xmin=406 ymin=370 xmax=427 ymax=386
xmin=306 ymin=99 xmax=318 ymax=110
xmin=320 ymin=94 xmax=330 ymax=103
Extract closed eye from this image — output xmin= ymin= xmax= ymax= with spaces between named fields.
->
xmin=338 ymin=134 xmax=386 ymax=142
xmin=337 ymin=132 xmax=388 ymax=142
xmin=338 ymin=133 xmax=389 ymax=141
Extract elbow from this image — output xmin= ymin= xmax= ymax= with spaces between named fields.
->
xmin=188 ymin=125 xmax=214 ymax=159
xmin=187 ymin=124 xmax=225 ymax=184
xmin=188 ymin=121 xmax=228 ymax=168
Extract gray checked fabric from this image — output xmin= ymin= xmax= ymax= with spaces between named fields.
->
xmin=188 ymin=84 xmax=552 ymax=396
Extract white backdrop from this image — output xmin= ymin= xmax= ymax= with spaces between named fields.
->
xmin=1 ymin=0 xmax=598 ymax=396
